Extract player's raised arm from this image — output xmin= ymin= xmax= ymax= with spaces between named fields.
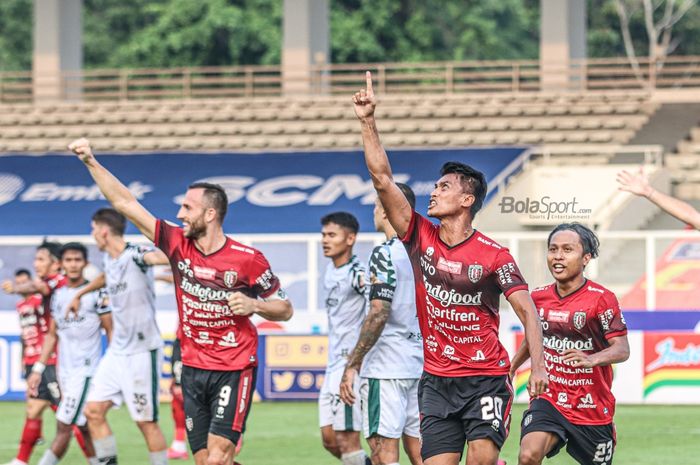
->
xmin=354 ymin=71 xmax=412 ymax=237
xmin=507 ymin=289 xmax=548 ymax=396
xmin=69 ymin=138 xmax=157 ymax=241
xmin=617 ymin=167 xmax=700 ymax=229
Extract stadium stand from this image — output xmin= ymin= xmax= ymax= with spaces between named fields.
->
xmin=0 ymin=91 xmax=656 ymax=153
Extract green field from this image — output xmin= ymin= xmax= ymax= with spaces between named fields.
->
xmin=1 ymin=402 xmax=698 ymax=464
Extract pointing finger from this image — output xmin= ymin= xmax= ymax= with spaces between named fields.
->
xmin=365 ymin=71 xmax=373 ymax=95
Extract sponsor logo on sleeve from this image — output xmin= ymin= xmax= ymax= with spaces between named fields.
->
xmin=256 ymin=269 xmax=274 ymax=290
xmin=496 ymin=263 xmax=516 ymax=285
xmin=599 ymin=308 xmax=614 ymax=331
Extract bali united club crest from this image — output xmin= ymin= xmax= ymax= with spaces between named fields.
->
xmin=467 ymin=264 xmax=483 ymax=283
xmin=573 ymin=311 xmax=587 ymax=330
xmin=224 ymin=271 xmax=238 ymax=288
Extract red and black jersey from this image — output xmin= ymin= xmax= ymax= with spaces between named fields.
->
xmin=401 ymin=211 xmax=528 ymax=377
xmin=155 ymin=220 xmax=281 ymax=371
xmin=17 ymin=294 xmax=57 ymax=366
xmin=42 ymin=273 xmax=67 ymax=316
xmin=531 ymin=280 xmax=627 ymax=425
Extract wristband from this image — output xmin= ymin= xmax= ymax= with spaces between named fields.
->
xmin=31 ymin=362 xmax=46 ymax=375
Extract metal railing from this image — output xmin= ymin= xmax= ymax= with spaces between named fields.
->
xmin=3 ymin=55 xmax=700 ymax=103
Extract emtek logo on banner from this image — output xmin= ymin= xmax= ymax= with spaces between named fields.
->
xmin=644 ymin=334 xmax=700 ymax=398
xmin=0 ymin=336 xmax=27 ymax=400
xmin=0 ymin=172 xmax=152 ymax=203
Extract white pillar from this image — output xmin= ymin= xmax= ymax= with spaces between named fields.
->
xmin=540 ymin=0 xmax=586 ymax=91
xmin=282 ymin=0 xmax=329 ymax=95
xmin=33 ymin=0 xmax=82 ymax=101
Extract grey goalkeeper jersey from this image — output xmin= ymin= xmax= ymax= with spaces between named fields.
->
xmin=323 ymin=255 xmax=367 ymax=372
xmin=103 ymin=243 xmax=163 ymax=355
xmin=360 ymin=237 xmax=423 ymax=379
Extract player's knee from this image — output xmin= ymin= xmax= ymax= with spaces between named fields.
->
xmin=83 ymin=402 xmax=106 ymax=423
xmin=25 ymin=400 xmax=46 ymax=419
xmin=518 ymin=447 xmax=544 ymax=465
xmin=205 ymin=453 xmax=228 ymax=465
xmin=322 ymin=438 xmax=340 ymax=456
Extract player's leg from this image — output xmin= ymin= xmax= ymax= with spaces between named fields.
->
xmin=319 ymin=368 xmax=341 ymax=458
xmin=418 ymin=373 xmax=465 ymax=465
xmin=136 ymin=422 xmax=168 ymax=465
xmin=168 ymin=339 xmax=188 ymax=460
xmin=84 ymin=401 xmax=116 ymax=464
xmin=204 ymin=367 xmax=256 ymax=465
xmin=182 ymin=366 xmax=210 ymax=464
xmin=361 ymin=378 xmax=403 ymax=465
xmin=401 ymin=378 xmax=422 ymax=465
xmin=126 ymin=349 xmax=168 ymax=465
xmin=202 ymin=434 xmax=235 ymax=465
xmin=517 ymin=399 xmax=567 ymax=465
xmin=8 ymin=397 xmax=50 ymax=465
xmin=85 ymin=350 xmax=124 ymax=464
xmin=402 ymin=435 xmax=422 ymax=465
xmin=563 ymin=421 xmax=616 ymax=465
xmin=36 ymin=421 xmax=74 ymax=465
xmin=334 ymin=370 xmax=366 ymax=465
xmin=39 ymin=375 xmax=97 ymax=465
xmin=169 ymin=383 xmax=188 ymax=459
xmin=517 ymin=432 xmax=560 ymax=465
xmin=461 ymin=375 xmax=515 ymax=465
xmin=320 ymin=426 xmax=341 ymax=458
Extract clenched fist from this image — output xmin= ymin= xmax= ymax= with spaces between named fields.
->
xmin=68 ymin=138 xmax=95 ymax=164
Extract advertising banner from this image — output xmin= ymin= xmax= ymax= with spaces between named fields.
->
xmin=0 ymin=148 xmax=524 ymax=235
xmin=643 ymin=333 xmax=700 ymax=403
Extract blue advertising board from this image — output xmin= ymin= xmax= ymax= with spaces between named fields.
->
xmin=0 ymin=148 xmax=524 ymax=235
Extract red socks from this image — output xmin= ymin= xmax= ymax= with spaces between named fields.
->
xmin=17 ymin=418 xmax=42 ymax=463
xmin=172 ymin=390 xmax=186 ymax=441
xmin=72 ymin=425 xmax=91 ymax=458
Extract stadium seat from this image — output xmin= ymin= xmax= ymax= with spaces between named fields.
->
xmin=472 ymin=133 xmax=496 ymax=145
xmin=448 ymin=133 xmax=474 ymax=146
xmin=495 ymin=132 xmax=519 ymax=145
xmin=396 ymin=121 xmax=420 ymax=133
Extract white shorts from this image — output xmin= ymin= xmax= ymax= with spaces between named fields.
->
xmin=56 ymin=374 xmax=92 ymax=426
xmin=318 ymin=366 xmax=362 ymax=432
xmin=360 ymin=377 xmax=420 ymax=439
xmin=87 ymin=348 xmax=162 ymax=422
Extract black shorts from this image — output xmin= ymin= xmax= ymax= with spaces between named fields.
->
xmin=418 ymin=372 xmax=513 ymax=460
xmin=24 ymin=364 xmax=60 ymax=406
xmin=171 ymin=339 xmax=182 ymax=386
xmin=521 ymin=398 xmax=616 ymax=465
xmin=182 ymin=365 xmax=257 ymax=454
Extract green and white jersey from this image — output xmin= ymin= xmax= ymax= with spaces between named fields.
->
xmin=360 ymin=237 xmax=423 ymax=379
xmin=103 ymin=243 xmax=163 ymax=355
xmin=323 ymin=255 xmax=367 ymax=372
xmin=51 ymin=283 xmax=109 ymax=378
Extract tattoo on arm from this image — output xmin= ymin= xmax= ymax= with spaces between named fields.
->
xmin=346 ymin=300 xmax=391 ymax=371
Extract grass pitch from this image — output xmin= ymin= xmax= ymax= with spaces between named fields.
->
xmin=0 ymin=402 xmax=698 ymax=464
